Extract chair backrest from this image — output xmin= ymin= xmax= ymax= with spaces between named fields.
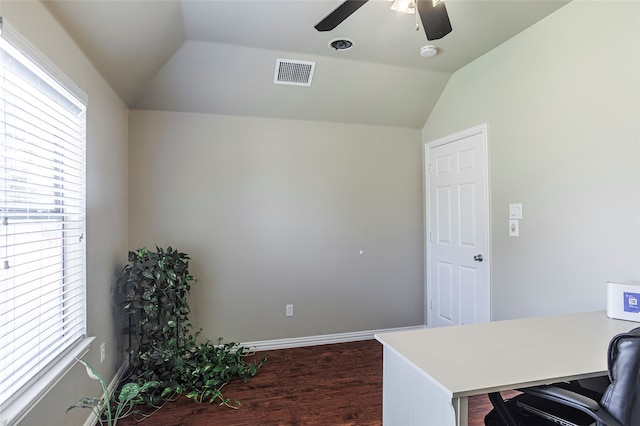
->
xmin=600 ymin=327 xmax=640 ymax=425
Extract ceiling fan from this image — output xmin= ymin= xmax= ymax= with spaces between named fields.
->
xmin=314 ymin=0 xmax=452 ymax=41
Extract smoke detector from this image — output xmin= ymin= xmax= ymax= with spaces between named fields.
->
xmin=274 ymin=59 xmax=316 ymax=87
xmin=420 ymin=45 xmax=438 ymax=58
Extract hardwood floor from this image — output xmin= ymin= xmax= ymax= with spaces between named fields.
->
xmin=116 ymin=339 xmax=495 ymax=425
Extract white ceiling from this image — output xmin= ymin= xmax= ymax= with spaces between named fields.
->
xmin=43 ymin=0 xmax=570 ymax=129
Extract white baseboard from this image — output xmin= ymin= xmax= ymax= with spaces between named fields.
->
xmin=83 ymin=360 xmax=130 ymax=426
xmin=241 ymin=325 xmax=426 ymax=352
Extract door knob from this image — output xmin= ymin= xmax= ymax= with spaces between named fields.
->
xmin=473 ymin=254 xmax=483 ymax=262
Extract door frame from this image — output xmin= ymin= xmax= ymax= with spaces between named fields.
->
xmin=423 ymin=123 xmax=492 ymax=327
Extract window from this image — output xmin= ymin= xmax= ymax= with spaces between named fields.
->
xmin=0 ymin=21 xmax=87 ymax=419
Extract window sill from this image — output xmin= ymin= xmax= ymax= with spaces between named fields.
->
xmin=1 ymin=336 xmax=95 ymax=426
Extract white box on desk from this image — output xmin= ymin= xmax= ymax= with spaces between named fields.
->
xmin=607 ymin=282 xmax=640 ymax=322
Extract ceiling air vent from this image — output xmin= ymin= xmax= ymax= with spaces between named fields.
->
xmin=274 ymin=59 xmax=315 ymax=87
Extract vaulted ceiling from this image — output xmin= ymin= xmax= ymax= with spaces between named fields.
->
xmin=43 ymin=0 xmax=569 ymax=129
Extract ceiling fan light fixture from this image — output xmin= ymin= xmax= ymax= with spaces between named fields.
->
xmin=390 ymin=0 xmax=416 ymax=14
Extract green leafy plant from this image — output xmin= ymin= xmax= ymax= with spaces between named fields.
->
xmin=177 ymin=335 xmax=264 ymax=407
xmin=67 ymin=358 xmax=159 ymax=425
xmin=118 ymin=246 xmax=266 ymax=409
xmin=119 ymin=246 xmax=194 ymax=403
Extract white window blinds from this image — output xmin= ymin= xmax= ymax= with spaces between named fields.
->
xmin=0 ymin=22 xmax=87 ymax=410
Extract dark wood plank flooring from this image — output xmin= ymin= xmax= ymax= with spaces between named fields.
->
xmin=116 ymin=339 xmax=495 ymax=425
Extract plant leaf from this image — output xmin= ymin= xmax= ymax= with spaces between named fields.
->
xmin=76 ymin=358 xmax=103 ymax=382
xmin=140 ymin=380 xmax=160 ymax=392
xmin=118 ymin=382 xmax=141 ymax=402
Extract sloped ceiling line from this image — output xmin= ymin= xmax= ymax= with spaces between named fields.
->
xmin=44 ymin=0 xmax=569 ymax=129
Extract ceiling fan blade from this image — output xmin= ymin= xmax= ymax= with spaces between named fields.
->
xmin=417 ymin=0 xmax=452 ymax=40
xmin=314 ymin=0 xmax=369 ymax=32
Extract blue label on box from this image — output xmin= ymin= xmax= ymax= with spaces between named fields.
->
xmin=624 ymin=292 xmax=640 ymax=313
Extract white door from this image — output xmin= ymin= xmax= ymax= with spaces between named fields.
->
xmin=425 ymin=124 xmax=490 ymax=327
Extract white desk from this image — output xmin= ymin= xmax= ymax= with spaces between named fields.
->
xmin=375 ymin=311 xmax=635 ymax=426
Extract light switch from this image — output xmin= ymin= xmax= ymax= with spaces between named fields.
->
xmin=509 ymin=220 xmax=519 ymax=237
xmin=509 ymin=203 xmax=523 ymax=220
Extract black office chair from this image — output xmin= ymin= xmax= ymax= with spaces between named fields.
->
xmin=485 ymin=326 xmax=640 ymax=426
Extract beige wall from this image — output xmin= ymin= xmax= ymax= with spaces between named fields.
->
xmin=6 ymin=0 xmax=638 ymax=423
xmin=422 ymin=0 xmax=640 ymax=321
xmin=3 ymin=1 xmax=129 ymax=425
xmin=128 ymin=111 xmax=424 ymax=342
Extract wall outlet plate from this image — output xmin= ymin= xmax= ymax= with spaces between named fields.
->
xmin=286 ymin=304 xmax=293 ymax=317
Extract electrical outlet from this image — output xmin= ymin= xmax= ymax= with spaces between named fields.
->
xmin=286 ymin=304 xmax=293 ymax=317
xmin=100 ymin=342 xmax=106 ymax=363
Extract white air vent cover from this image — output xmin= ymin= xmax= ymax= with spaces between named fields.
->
xmin=274 ymin=59 xmax=315 ymax=87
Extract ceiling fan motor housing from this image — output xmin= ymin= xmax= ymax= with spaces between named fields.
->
xmin=314 ymin=0 xmax=452 ymax=41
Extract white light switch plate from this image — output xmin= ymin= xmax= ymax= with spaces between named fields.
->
xmin=509 ymin=203 xmax=523 ymax=220
xmin=509 ymin=220 xmax=519 ymax=237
